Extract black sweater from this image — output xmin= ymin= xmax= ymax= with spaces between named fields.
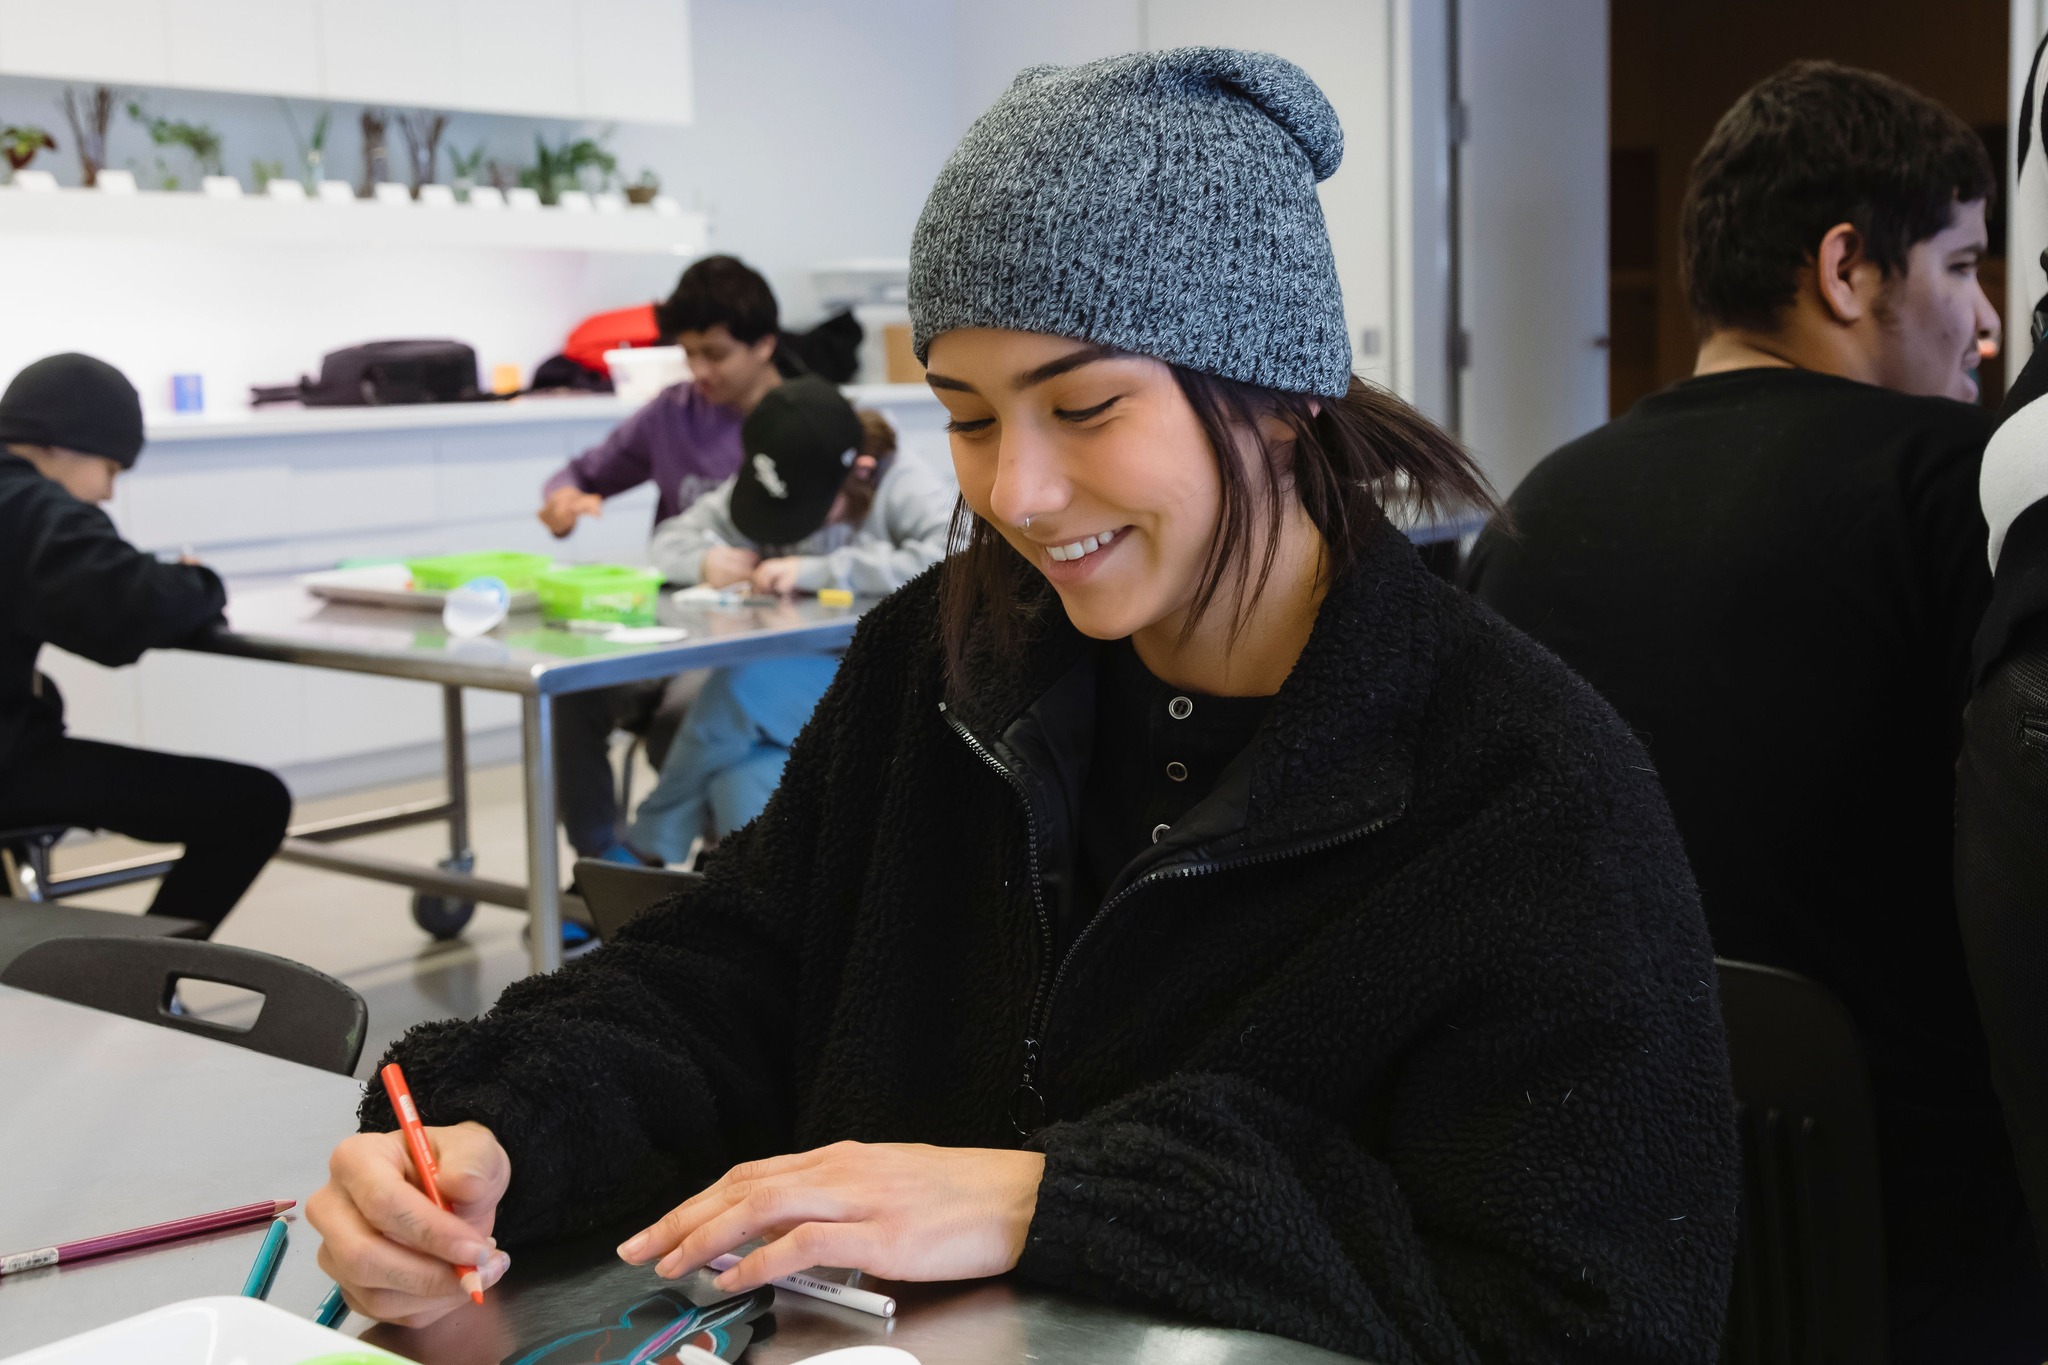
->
xmin=364 ymin=520 xmax=1738 ymax=1363
xmin=0 ymin=451 xmax=226 ymax=769
xmin=1463 ymin=370 xmax=2017 ymax=1296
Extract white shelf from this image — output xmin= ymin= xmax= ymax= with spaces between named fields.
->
xmin=146 ymin=384 xmax=940 ymax=444
xmin=0 ymin=186 xmax=709 ymax=256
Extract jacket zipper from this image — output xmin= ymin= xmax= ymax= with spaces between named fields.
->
xmin=942 ymin=703 xmax=1403 ymax=1138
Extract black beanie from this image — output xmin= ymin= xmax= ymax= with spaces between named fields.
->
xmin=730 ymin=377 xmax=866 ymax=546
xmin=0 ymin=353 xmax=146 ymax=467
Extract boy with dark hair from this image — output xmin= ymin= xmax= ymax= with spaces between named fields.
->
xmin=1466 ymin=61 xmax=2035 ymax=1361
xmin=0 ymin=353 xmax=290 ymax=935
xmin=534 ymin=255 xmax=788 ymax=894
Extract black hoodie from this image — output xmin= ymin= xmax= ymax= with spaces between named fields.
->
xmin=363 ymin=520 xmax=1738 ymax=1363
xmin=0 ymin=450 xmax=225 ymax=769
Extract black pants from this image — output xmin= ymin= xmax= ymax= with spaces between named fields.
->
xmin=0 ymin=734 xmax=291 ymax=934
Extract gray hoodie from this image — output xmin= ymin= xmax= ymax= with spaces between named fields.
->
xmin=648 ymin=455 xmax=956 ymax=595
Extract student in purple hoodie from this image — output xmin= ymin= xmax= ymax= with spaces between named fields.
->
xmin=536 ymin=256 xmax=786 ymax=909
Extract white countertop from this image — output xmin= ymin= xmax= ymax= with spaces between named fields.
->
xmin=145 ymin=384 xmax=939 ymax=443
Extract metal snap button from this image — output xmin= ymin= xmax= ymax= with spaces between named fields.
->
xmin=1168 ymin=695 xmax=1193 ymax=720
xmin=1151 ymin=822 xmax=1171 ymax=843
xmin=1166 ymin=761 xmax=1188 ymax=782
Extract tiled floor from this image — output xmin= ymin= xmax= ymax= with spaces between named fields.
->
xmin=48 ymin=753 xmax=651 ymax=1080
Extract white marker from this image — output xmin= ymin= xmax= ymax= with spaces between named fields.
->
xmin=708 ymin=1253 xmax=897 ymax=1318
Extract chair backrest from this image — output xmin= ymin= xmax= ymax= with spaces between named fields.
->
xmin=1717 ymin=957 xmax=1888 ymax=1365
xmin=0 ymin=935 xmax=368 ymax=1075
xmin=574 ymin=859 xmax=704 ymax=943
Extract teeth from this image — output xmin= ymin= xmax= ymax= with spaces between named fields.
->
xmin=1045 ymin=527 xmax=1119 ymax=563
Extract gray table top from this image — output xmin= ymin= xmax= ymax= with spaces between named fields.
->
xmin=200 ymin=584 xmax=863 ymax=695
xmin=0 ymin=984 xmax=1357 ymax=1364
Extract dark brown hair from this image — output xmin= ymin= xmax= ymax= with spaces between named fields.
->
xmin=937 ymin=366 xmax=1498 ymax=683
xmin=1682 ymin=61 xmax=1994 ymax=335
xmin=831 ymin=408 xmax=898 ymax=526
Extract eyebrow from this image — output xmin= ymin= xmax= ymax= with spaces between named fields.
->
xmin=925 ymin=342 xmax=1124 ymax=396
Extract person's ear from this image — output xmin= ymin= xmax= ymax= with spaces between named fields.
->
xmin=1813 ymin=221 xmax=1879 ymax=325
xmin=750 ymin=333 xmax=778 ymax=364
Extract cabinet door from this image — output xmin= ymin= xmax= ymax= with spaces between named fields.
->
xmin=165 ymin=0 xmax=321 ymax=97
xmin=454 ymin=0 xmax=581 ymax=119
xmin=0 ymin=0 xmax=170 ymax=84
xmin=317 ymin=0 xmax=459 ymax=108
xmin=575 ymin=0 xmax=692 ymax=125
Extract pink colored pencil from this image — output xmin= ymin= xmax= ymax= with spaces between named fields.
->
xmin=0 ymin=1199 xmax=295 ymax=1276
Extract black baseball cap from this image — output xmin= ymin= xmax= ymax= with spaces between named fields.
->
xmin=730 ymin=376 xmax=865 ymax=546
xmin=0 ymin=353 xmax=146 ymax=467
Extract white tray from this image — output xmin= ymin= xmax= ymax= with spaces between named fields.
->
xmin=301 ymin=563 xmax=538 ymax=613
xmin=0 ymin=1295 xmax=407 ymax=1365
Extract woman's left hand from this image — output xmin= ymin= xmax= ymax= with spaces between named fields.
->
xmin=749 ymin=558 xmax=805 ymax=596
xmin=615 ymin=1141 xmax=1045 ymax=1289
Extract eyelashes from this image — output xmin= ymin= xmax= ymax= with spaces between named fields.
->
xmin=944 ymin=395 xmax=1124 ymax=435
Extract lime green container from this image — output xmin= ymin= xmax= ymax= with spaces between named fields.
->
xmin=404 ymin=551 xmax=554 ymax=592
xmin=536 ymin=564 xmax=663 ymax=625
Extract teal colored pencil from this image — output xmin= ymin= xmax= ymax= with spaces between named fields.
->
xmin=239 ymin=1217 xmax=289 ymax=1300
xmin=314 ymin=1284 xmax=349 ymax=1329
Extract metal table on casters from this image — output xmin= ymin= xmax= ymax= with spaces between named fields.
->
xmin=0 ymin=982 xmax=1358 ymax=1365
xmin=182 ymin=584 xmax=862 ymax=975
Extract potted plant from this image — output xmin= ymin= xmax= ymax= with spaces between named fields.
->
xmin=519 ymin=131 xmax=616 ymax=205
xmin=1 ymin=124 xmax=56 ymax=182
xmin=396 ymin=110 xmax=447 ymax=198
xmin=60 ymin=86 xmax=115 ymax=187
xmin=625 ymin=168 xmax=660 ymax=205
xmin=449 ymin=141 xmax=487 ymax=201
xmin=126 ymin=100 xmax=223 ymax=190
xmin=280 ymin=100 xmax=331 ymax=191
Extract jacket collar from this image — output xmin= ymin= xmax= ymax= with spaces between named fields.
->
xmin=944 ymin=515 xmax=1437 ymax=852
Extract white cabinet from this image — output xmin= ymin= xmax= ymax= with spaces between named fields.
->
xmin=166 ymin=0 xmax=321 ymax=97
xmin=0 ymin=0 xmax=691 ymax=124
xmin=576 ymin=0 xmax=693 ymax=125
xmin=316 ymin=0 xmax=460 ymax=108
xmin=0 ymin=0 xmax=171 ymax=83
xmin=454 ymin=0 xmax=583 ymax=121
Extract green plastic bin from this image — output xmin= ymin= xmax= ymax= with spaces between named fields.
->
xmin=404 ymin=551 xmax=554 ymax=592
xmin=536 ymin=564 xmax=664 ymax=625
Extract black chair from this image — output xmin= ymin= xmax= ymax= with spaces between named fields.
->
xmin=1 ymin=935 xmax=368 ymax=1075
xmin=0 ymin=896 xmax=205 ymax=973
xmin=572 ymin=858 xmax=702 ymax=943
xmin=1717 ymin=958 xmax=1888 ymax=1365
xmin=0 ymin=824 xmax=66 ymax=900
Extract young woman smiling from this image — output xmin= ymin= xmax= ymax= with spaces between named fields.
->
xmin=307 ymin=49 xmax=1739 ymax=1361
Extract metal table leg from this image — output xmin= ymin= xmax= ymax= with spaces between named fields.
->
xmin=442 ymin=685 xmax=475 ymax=876
xmin=522 ymin=692 xmax=562 ymax=974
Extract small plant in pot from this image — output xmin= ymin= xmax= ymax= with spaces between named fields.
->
xmin=1 ymin=124 xmax=56 ymax=181
xmin=625 ymin=168 xmax=660 ymax=205
xmin=59 ymin=86 xmax=116 ymax=187
xmin=127 ymin=100 xmax=223 ymax=189
xmin=449 ymin=142 xmax=487 ymax=201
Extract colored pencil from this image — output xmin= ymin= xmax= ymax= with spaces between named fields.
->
xmin=707 ymin=1253 xmax=897 ymax=1318
xmin=239 ymin=1217 xmax=289 ymax=1299
xmin=314 ymin=1284 xmax=350 ymax=1329
xmin=0 ymin=1198 xmax=296 ymax=1277
xmin=378 ymin=1061 xmax=484 ymax=1304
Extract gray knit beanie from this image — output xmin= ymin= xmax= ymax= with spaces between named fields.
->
xmin=909 ymin=47 xmax=1352 ymax=398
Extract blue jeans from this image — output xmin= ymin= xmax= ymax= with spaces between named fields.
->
xmin=626 ymin=655 xmax=840 ymax=862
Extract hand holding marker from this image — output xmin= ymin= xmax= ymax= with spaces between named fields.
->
xmin=380 ymin=1062 xmax=489 ymax=1304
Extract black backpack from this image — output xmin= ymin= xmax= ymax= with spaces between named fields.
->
xmin=252 ymin=340 xmax=485 ymax=406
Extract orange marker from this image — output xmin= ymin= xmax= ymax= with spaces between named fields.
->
xmin=379 ymin=1062 xmax=485 ymax=1304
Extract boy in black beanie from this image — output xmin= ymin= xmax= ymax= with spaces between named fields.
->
xmin=0 ymin=353 xmax=289 ymax=934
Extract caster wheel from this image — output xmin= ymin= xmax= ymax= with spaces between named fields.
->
xmin=411 ymin=892 xmax=476 ymax=940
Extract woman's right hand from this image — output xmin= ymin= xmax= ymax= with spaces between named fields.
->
xmin=307 ymin=1121 xmax=514 ymax=1327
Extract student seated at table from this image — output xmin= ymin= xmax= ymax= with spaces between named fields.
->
xmin=536 ymin=255 xmax=790 ymax=881
xmin=1462 ymin=61 xmax=2033 ymax=1361
xmin=625 ymin=377 xmax=952 ymax=863
xmin=308 ymin=50 xmax=1738 ymax=1361
xmin=0 ymin=353 xmax=289 ymax=935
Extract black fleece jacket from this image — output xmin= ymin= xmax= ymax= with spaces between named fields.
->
xmin=363 ymin=520 xmax=1738 ymax=1363
xmin=0 ymin=450 xmax=225 ymax=769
